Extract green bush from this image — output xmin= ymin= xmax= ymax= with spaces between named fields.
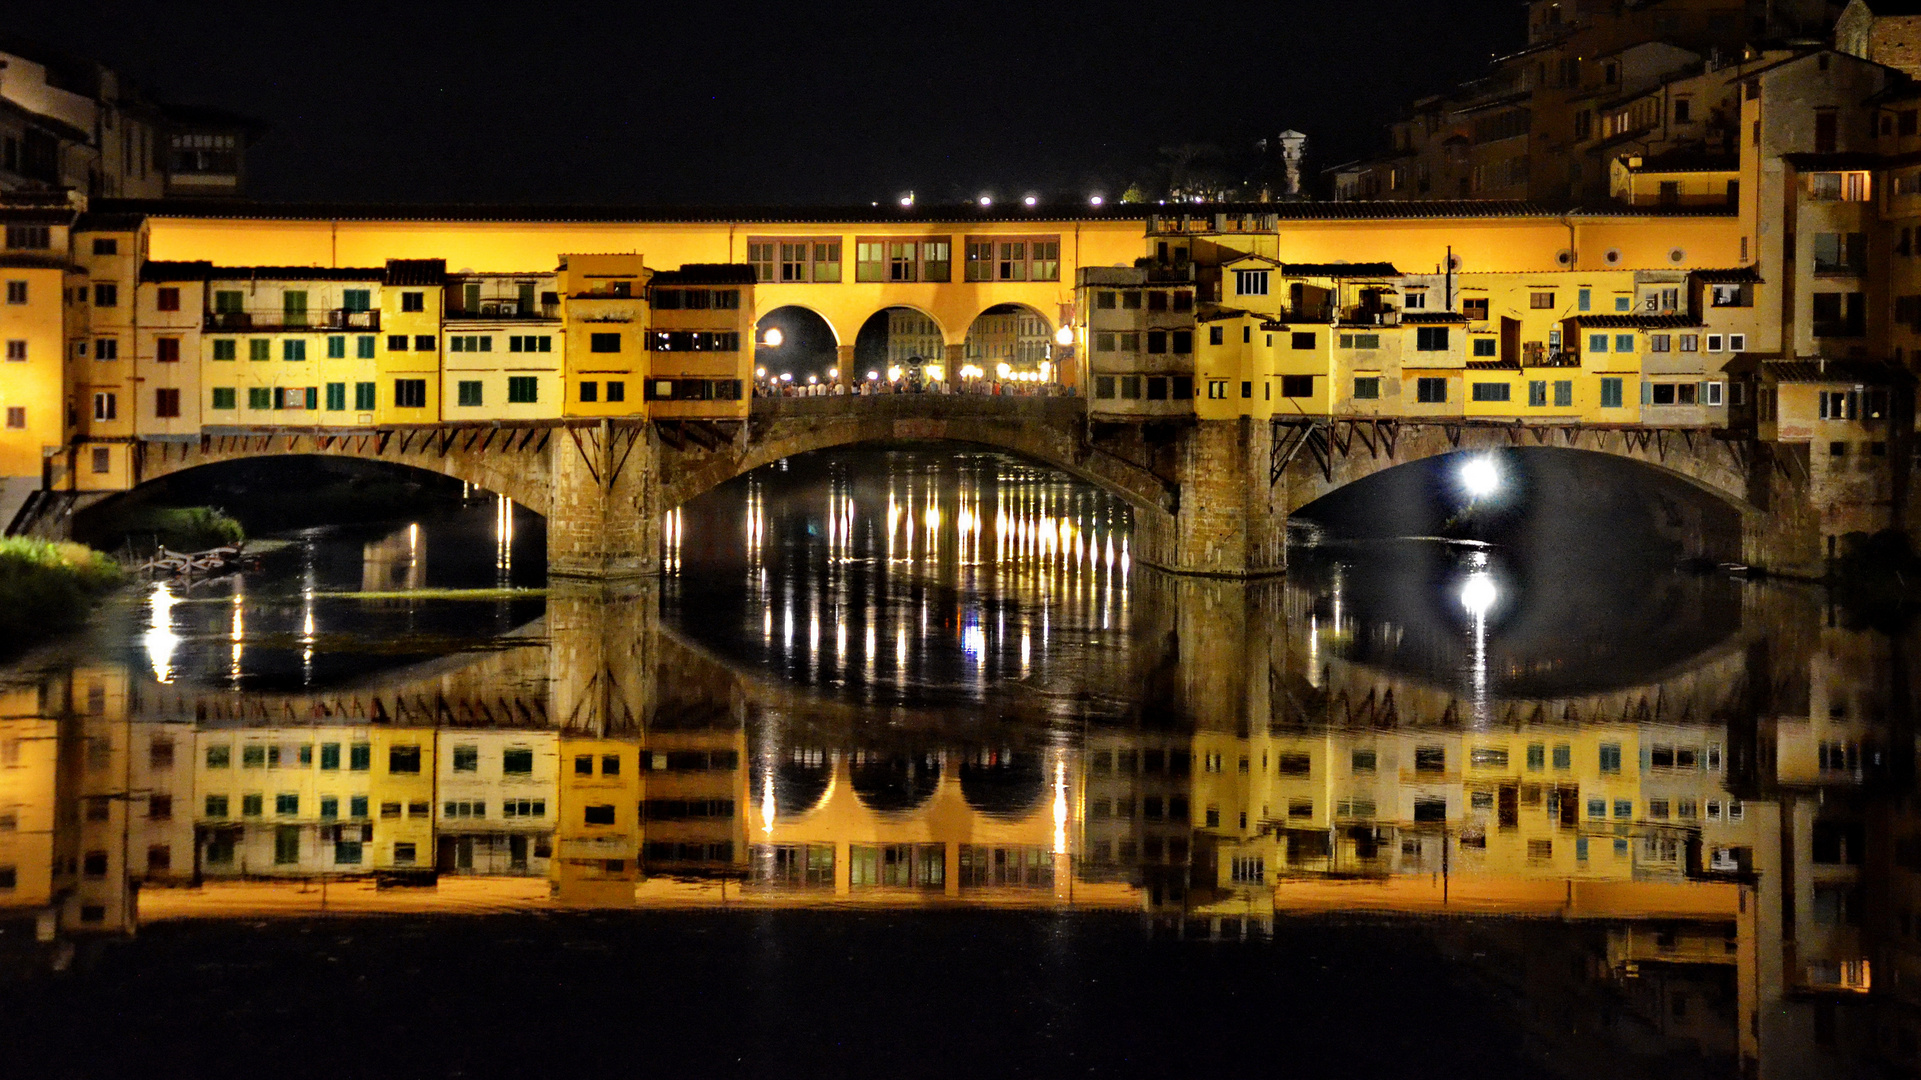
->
xmin=93 ymin=505 xmax=245 ymax=554
xmin=0 ymin=538 xmax=125 ymax=654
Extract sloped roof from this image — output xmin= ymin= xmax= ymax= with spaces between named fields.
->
xmin=1279 ymin=262 xmax=1400 ymax=278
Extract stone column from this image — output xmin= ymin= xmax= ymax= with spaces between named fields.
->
xmin=1161 ymin=418 xmax=1286 ymax=576
xmin=835 ymin=345 xmax=856 ymax=390
xmin=547 ymin=419 xmax=659 ymax=579
xmin=546 ymin=577 xmax=656 ymax=738
xmin=945 ymin=343 xmax=966 ymax=390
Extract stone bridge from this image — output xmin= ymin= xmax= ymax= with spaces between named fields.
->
xmin=109 ymin=397 xmax=1822 ymax=579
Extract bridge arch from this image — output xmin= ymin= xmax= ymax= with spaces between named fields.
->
xmin=110 ymin=430 xmax=557 ymax=522
xmin=963 ymin=302 xmax=1057 ymax=379
xmin=656 ymin=397 xmax=1180 ymax=565
xmin=1277 ymin=420 xmax=1756 ymax=518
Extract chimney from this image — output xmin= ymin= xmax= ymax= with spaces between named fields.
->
xmin=1278 ymin=130 xmax=1307 ymax=198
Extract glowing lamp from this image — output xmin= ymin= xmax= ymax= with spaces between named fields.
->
xmin=978 ymin=196 xmax=993 ymax=207
xmin=828 ymin=367 xmax=839 ymax=380
xmin=1089 ymin=195 xmax=1104 ymax=207
xmin=1023 ymin=195 xmax=1037 ymax=207
xmin=754 ymin=366 xmax=766 ymax=378
xmin=867 ymin=370 xmax=880 ymax=380
xmin=779 ymin=372 xmax=792 ymax=382
xmin=762 ymin=327 xmax=784 ymax=348
xmin=1053 ymin=326 xmax=1074 ymax=346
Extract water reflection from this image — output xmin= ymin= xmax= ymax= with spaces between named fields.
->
xmin=0 ymin=449 xmax=1913 ymax=1077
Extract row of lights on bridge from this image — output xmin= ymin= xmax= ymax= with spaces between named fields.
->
xmin=893 ymin=192 xmax=1105 ymax=209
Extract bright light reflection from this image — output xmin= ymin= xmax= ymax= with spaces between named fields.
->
xmin=144 ymin=582 xmax=180 ymax=683
xmin=1459 ymin=455 xmax=1501 ymax=499
xmin=1460 ymin=572 xmax=1498 ymax=616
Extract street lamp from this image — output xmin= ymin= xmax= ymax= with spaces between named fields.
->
xmin=761 ymin=327 xmax=784 ymax=349
xmin=1053 ymin=325 xmax=1074 ymax=347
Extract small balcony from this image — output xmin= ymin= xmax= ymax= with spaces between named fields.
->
xmin=204 ymin=308 xmax=381 ymax=332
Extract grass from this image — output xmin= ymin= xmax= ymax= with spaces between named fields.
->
xmin=0 ymin=538 xmax=124 ymax=655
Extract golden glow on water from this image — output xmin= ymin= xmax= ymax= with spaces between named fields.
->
xmin=144 ymin=582 xmax=180 ymax=684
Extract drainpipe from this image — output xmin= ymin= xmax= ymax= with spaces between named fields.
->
xmin=1561 ymin=213 xmax=1578 ymax=269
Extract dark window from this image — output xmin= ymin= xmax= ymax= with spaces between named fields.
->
xmin=503 ymin=748 xmax=533 ymax=775
xmin=387 ymin=334 xmax=408 ymax=351
xmin=93 ymin=283 xmax=118 ymax=307
xmin=1281 ymin=374 xmax=1314 ymax=398
xmin=401 ymin=292 xmax=424 ymax=312
xmin=156 ymin=287 xmax=179 ymax=311
xmin=584 ymin=805 xmax=616 ymax=826
xmin=1415 ymin=326 xmax=1449 ymax=351
xmin=1416 ymin=377 xmax=1447 ymax=403
xmin=154 ymin=388 xmax=180 ymax=418
xmin=590 ymin=332 xmax=621 ymax=352
xmin=393 ymin=379 xmax=427 ymax=408
xmin=1291 ymin=332 xmax=1315 ymax=349
xmin=388 ymin=745 xmax=421 ymax=773
xmin=413 ymin=334 xmax=435 ymax=351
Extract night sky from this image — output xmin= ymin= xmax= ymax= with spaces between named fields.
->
xmin=16 ymin=1 xmax=1523 ymax=205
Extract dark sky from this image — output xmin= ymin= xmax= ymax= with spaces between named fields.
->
xmin=17 ymin=1 xmax=1523 ymax=205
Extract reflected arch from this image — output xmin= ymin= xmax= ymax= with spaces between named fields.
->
xmin=849 ymin=750 xmax=943 ymax=814
xmin=751 ymin=747 xmax=836 ymax=819
xmin=958 ymin=749 xmax=1047 ymax=820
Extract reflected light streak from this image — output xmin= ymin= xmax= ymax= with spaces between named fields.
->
xmin=143 ymin=582 xmax=180 ymax=684
xmin=1052 ymin=758 xmax=1068 ymax=855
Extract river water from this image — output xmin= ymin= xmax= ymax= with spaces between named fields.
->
xmin=0 ymin=446 xmax=1908 ymax=1078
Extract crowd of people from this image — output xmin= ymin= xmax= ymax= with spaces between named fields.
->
xmin=753 ymin=375 xmax=1074 ymax=398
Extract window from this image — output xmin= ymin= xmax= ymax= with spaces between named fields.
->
xmin=5 ymin=225 xmax=49 ymax=249
xmin=1233 ymin=269 xmax=1270 ymax=296
xmin=3 ymin=407 xmax=21 ymax=429
xmin=1463 ymin=297 xmax=1488 ymax=320
xmin=584 ymin=804 xmax=616 ymax=826
xmin=1648 ymin=334 xmax=1669 ymax=353
xmin=211 ymin=339 xmax=236 ymax=361
xmin=154 ymin=388 xmax=180 ymax=418
xmin=457 ymin=380 xmax=483 ymax=407
xmin=93 ymin=283 xmax=117 ymax=307
xmin=1704 ymin=381 xmax=1724 ymax=407
xmin=354 ymin=382 xmax=376 ymax=410
xmin=1614 ymin=334 xmax=1634 ymax=353
xmin=1206 ymin=380 xmax=1226 ymax=400
xmin=3 ymin=340 xmax=22 ymax=362
xmin=1291 ymin=332 xmax=1316 ymax=350
xmin=1813 ymin=232 xmax=1866 ymax=275
xmin=401 ymin=291 xmax=425 ymax=312
xmin=1471 ymin=382 xmax=1510 ymax=402
xmin=1598 ymin=743 xmax=1622 ymax=773
xmin=601 ymin=754 xmax=622 ymax=776
xmin=1528 ymin=380 xmax=1547 ymax=407
xmin=95 ymin=338 xmax=118 ymax=361
xmin=389 ymin=745 xmax=421 ymax=773
xmin=1471 ymin=338 xmax=1497 ymax=357
xmin=347 ymin=742 xmax=370 ymax=771
xmin=579 ymin=381 xmax=598 ymax=402
xmin=1353 ymin=376 xmax=1380 ymax=400
xmin=250 ymin=339 xmax=272 ymax=361
xmin=357 ymin=335 xmax=377 ymax=359
xmin=242 ymin=794 xmax=264 ymax=817
xmin=1415 ymin=327 xmax=1449 ymax=351
xmin=507 ymin=376 xmax=538 ymax=403
xmin=1416 ymin=377 xmax=1446 ymax=403
xmin=319 ymin=743 xmax=340 ymax=770
xmin=1281 ymin=375 xmax=1314 ymax=398
xmin=283 ymin=340 xmax=306 ymax=361
xmin=1404 ymin=290 xmax=1426 ymax=309
xmin=394 ymin=379 xmax=427 ymax=408
xmin=1600 ymin=377 xmax=1623 ymax=408
xmin=4 ymin=281 xmax=23 ymax=304
xmin=325 ymin=383 xmax=346 ymax=411
xmin=1172 ymin=330 xmax=1192 ymax=353
xmin=275 ymin=793 xmax=298 ymax=816
xmin=92 ymin=392 xmax=117 ymax=421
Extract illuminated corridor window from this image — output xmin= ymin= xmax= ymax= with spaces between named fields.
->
xmin=851 ymin=843 xmax=946 ymax=887
xmin=1600 ymin=377 xmax=1624 ymax=408
xmin=751 ymin=844 xmax=835 ymax=888
xmin=749 ymin=237 xmax=840 ymax=283
xmin=958 ymin=845 xmax=1051 ymax=888
xmin=508 ymin=377 xmax=538 ymax=403
xmin=962 ymin=235 xmax=1060 ymax=281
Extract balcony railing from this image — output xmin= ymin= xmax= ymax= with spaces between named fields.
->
xmin=204 ymin=308 xmax=381 ymax=332
xmin=446 ymin=300 xmax=561 ymax=321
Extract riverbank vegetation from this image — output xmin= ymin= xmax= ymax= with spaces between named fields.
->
xmin=0 ymin=538 xmax=123 ymax=655
xmin=88 ymin=504 xmax=245 ymax=555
